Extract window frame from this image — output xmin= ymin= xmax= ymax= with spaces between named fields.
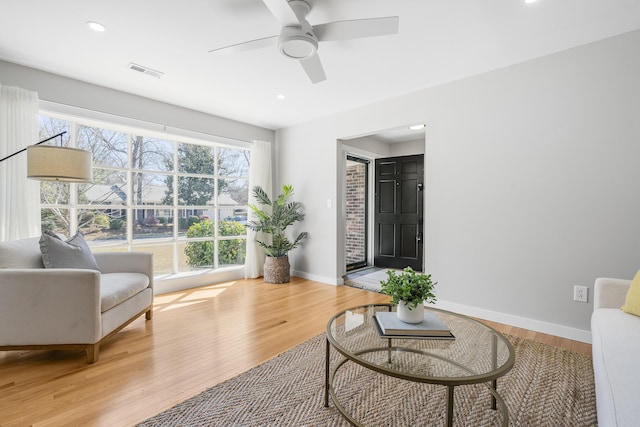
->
xmin=38 ymin=110 xmax=251 ymax=276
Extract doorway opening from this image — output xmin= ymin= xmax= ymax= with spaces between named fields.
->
xmin=340 ymin=123 xmax=426 ymax=279
xmin=345 ymin=155 xmax=369 ymax=271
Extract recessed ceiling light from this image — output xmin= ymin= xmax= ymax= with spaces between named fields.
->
xmin=86 ymin=21 xmax=106 ymax=32
xmin=276 ymin=94 xmax=286 ymax=100
xmin=408 ymin=124 xmax=425 ymax=130
xmin=524 ymin=0 xmax=538 ymax=4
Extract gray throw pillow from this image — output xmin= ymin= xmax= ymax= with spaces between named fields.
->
xmin=39 ymin=231 xmax=99 ymax=270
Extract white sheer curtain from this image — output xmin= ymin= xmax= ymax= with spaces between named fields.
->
xmin=0 ymin=85 xmax=40 ymax=241
xmin=245 ymin=140 xmax=272 ymax=278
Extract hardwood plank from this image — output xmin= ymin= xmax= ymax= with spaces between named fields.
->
xmin=0 ymin=277 xmax=591 ymax=426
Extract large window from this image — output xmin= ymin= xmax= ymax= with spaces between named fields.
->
xmin=38 ymin=114 xmax=250 ymax=276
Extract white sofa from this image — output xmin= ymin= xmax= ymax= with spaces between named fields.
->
xmin=0 ymin=237 xmax=153 ymax=363
xmin=591 ymin=277 xmax=640 ymax=426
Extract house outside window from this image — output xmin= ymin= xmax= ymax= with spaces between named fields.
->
xmin=38 ymin=114 xmax=250 ymax=276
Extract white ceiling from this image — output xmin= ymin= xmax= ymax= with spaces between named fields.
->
xmin=1 ymin=0 xmax=640 ymax=132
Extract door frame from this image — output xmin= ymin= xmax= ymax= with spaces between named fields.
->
xmin=338 ymin=127 xmax=427 ymax=281
xmin=345 ymin=155 xmax=370 ymax=271
xmin=339 ymin=147 xmax=376 ymax=277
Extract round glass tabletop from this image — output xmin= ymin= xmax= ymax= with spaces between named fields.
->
xmin=326 ymin=304 xmax=515 ymax=385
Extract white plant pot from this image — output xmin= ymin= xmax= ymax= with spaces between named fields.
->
xmin=397 ymin=301 xmax=425 ymax=324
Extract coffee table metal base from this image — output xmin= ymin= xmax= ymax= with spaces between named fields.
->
xmin=324 ymin=338 xmax=509 ymax=427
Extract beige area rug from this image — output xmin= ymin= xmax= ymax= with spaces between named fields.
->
xmin=138 ymin=333 xmax=596 ymax=426
xmin=343 ymin=267 xmax=393 ymax=293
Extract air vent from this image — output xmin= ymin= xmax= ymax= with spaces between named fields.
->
xmin=127 ymin=62 xmax=164 ymax=79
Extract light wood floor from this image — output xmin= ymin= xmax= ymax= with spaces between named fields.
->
xmin=0 ymin=277 xmax=591 ymax=426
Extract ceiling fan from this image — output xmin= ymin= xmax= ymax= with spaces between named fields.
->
xmin=209 ymin=0 xmax=399 ymax=84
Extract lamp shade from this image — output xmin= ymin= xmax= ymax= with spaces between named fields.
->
xmin=27 ymin=145 xmax=93 ymax=183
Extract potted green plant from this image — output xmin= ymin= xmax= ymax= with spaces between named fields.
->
xmin=380 ymin=267 xmax=437 ymax=323
xmin=247 ymin=184 xmax=308 ymax=283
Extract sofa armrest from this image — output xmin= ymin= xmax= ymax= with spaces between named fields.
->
xmin=594 ymin=277 xmax=631 ymax=310
xmin=0 ymin=269 xmax=101 ymax=345
xmin=94 ymin=251 xmax=153 ymax=290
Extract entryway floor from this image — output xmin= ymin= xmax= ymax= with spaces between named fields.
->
xmin=343 ymin=267 xmax=397 ymax=293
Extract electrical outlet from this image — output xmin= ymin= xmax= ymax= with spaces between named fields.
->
xmin=574 ymin=286 xmax=588 ymax=303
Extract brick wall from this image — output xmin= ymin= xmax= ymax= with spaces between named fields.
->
xmin=346 ymin=163 xmax=366 ymax=265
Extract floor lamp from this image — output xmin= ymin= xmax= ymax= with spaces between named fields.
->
xmin=0 ymin=131 xmax=93 ymax=183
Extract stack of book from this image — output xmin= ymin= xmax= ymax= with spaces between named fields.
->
xmin=373 ymin=311 xmax=455 ymax=340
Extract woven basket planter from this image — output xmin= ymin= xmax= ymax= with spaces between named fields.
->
xmin=264 ymin=256 xmax=290 ymax=284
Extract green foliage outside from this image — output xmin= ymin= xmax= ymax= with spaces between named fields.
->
xmin=162 ymin=144 xmax=215 ymax=206
xmin=109 ymin=218 xmax=126 ymax=230
xmin=218 ymin=221 xmax=247 ymax=265
xmin=184 ymin=220 xmax=246 ymax=268
xmin=380 ymin=267 xmax=437 ymax=309
xmin=94 ymin=213 xmax=110 ymax=228
xmin=41 ymin=219 xmax=56 ymax=232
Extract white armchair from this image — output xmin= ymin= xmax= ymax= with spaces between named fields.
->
xmin=0 ymin=237 xmax=153 ymax=363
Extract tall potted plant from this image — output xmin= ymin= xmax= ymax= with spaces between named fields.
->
xmin=380 ymin=267 xmax=437 ymax=323
xmin=247 ymin=184 xmax=308 ymax=283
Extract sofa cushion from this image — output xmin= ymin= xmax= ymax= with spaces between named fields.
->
xmin=621 ymin=270 xmax=640 ymax=317
xmin=40 ymin=231 xmax=99 ymax=270
xmin=591 ymin=308 xmax=640 ymax=427
xmin=0 ymin=237 xmax=44 ymax=269
xmin=100 ymin=273 xmax=150 ymax=313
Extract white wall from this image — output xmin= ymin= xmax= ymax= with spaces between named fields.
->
xmin=0 ymin=60 xmax=274 ymax=143
xmin=343 ymin=137 xmax=425 ymax=158
xmin=390 ymin=139 xmax=425 ymax=157
xmin=277 ymin=29 xmax=640 ymax=342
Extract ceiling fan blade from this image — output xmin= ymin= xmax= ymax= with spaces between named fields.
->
xmin=261 ymin=0 xmax=300 ymax=26
xmin=300 ymin=54 xmax=326 ymax=84
xmin=209 ymin=35 xmax=278 ymax=54
xmin=314 ymin=16 xmax=399 ymax=42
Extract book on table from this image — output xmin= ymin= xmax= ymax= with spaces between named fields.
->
xmin=373 ymin=311 xmax=454 ymax=339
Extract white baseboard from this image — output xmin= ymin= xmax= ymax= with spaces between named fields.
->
xmin=433 ymin=299 xmax=592 ymax=344
xmin=291 ymin=270 xmax=343 ymax=286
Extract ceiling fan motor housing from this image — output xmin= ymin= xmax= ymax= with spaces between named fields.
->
xmin=278 ymin=26 xmax=318 ymax=59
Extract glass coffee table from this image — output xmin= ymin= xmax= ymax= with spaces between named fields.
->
xmin=325 ymin=304 xmax=515 ymax=426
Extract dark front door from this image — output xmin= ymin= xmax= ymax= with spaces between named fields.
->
xmin=374 ymin=155 xmax=424 ymax=271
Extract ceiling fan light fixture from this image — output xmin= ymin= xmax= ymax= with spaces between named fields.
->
xmin=278 ymin=27 xmax=317 ymax=59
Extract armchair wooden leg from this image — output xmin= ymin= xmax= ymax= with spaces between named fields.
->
xmin=145 ymin=309 xmax=153 ymax=320
xmin=86 ymin=344 xmax=99 ymax=364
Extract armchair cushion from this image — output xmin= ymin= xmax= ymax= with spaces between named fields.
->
xmin=39 ymin=231 xmax=99 ymax=270
xmin=101 ymin=273 xmax=150 ymax=312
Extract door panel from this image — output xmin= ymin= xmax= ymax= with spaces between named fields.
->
xmin=379 ymin=180 xmax=396 ymax=213
xmin=378 ymin=223 xmax=395 ymax=257
xmin=374 ymin=155 xmax=424 ymax=271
